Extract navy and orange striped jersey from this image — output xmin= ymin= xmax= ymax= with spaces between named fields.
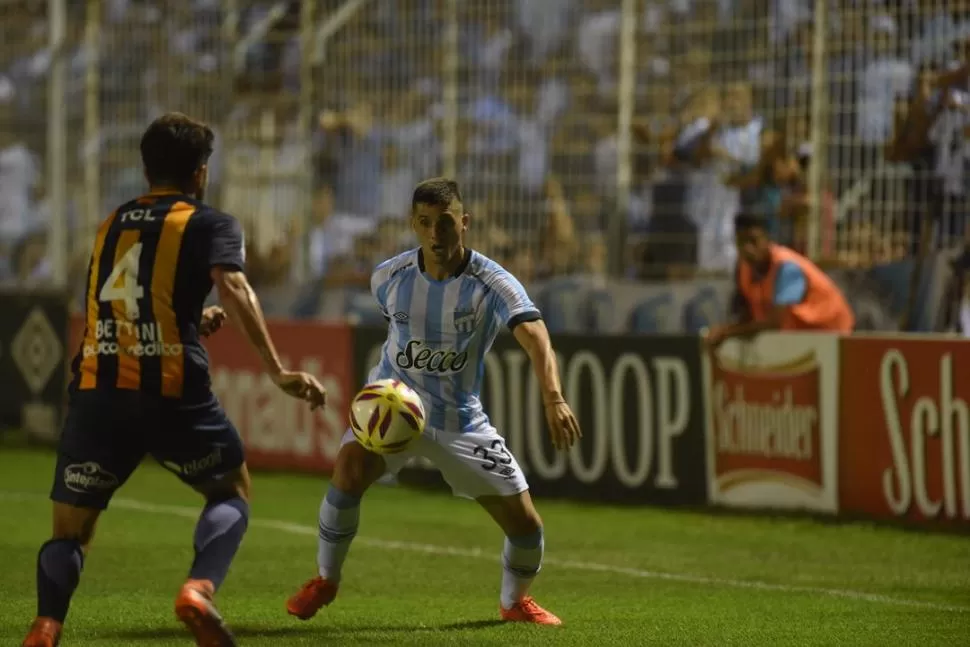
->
xmin=69 ymin=192 xmax=245 ymax=401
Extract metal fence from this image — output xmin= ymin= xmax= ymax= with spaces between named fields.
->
xmin=1 ymin=1 xmax=967 ymax=309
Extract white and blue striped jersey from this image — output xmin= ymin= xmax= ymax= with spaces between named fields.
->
xmin=367 ymin=248 xmax=540 ymax=434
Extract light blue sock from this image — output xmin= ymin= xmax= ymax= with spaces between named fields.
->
xmin=501 ymin=528 xmax=544 ymax=608
xmin=317 ymin=486 xmax=361 ymax=583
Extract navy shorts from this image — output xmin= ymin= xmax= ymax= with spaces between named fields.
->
xmin=50 ymin=390 xmax=245 ymax=510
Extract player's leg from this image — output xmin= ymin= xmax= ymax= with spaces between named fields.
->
xmin=152 ymin=395 xmax=248 ymax=647
xmin=432 ymin=430 xmax=561 ymax=626
xmin=477 ymin=490 xmax=560 ymax=624
xmin=286 ymin=431 xmax=388 ymax=620
xmin=183 ymin=464 xmax=251 ymax=590
xmin=23 ymin=395 xmax=144 ymax=647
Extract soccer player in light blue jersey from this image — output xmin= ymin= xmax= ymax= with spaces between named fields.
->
xmin=287 ymin=178 xmax=582 ymax=626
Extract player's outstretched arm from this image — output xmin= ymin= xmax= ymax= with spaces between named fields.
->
xmin=212 ymin=267 xmax=327 ymax=409
xmin=512 ymin=319 xmax=581 ymax=451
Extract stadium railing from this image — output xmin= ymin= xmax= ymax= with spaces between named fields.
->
xmin=1 ymin=1 xmax=967 ymax=322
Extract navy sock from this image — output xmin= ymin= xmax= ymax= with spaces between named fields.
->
xmin=189 ymin=497 xmax=249 ymax=591
xmin=36 ymin=538 xmax=85 ymax=623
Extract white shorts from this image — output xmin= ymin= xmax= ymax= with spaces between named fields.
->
xmin=340 ymin=426 xmax=529 ymax=500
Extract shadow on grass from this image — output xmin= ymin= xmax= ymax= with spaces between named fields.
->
xmin=102 ymin=618 xmax=507 ymax=640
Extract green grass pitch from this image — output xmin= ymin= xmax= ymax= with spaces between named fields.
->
xmin=0 ymin=447 xmax=967 ymax=646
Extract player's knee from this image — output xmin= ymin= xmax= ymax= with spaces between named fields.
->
xmin=196 ymin=464 xmax=251 ymax=504
xmin=332 ymin=441 xmax=383 ymax=497
xmin=511 ymin=510 xmax=543 ymax=538
xmin=51 ymin=502 xmax=100 ymax=550
xmin=503 ymin=495 xmax=543 ymax=537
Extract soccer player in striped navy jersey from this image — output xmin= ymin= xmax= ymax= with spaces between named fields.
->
xmin=22 ymin=113 xmax=327 ymax=647
xmin=287 ymin=178 xmax=582 ymax=626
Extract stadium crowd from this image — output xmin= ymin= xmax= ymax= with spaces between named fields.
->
xmin=1 ymin=0 xmax=970 ymax=318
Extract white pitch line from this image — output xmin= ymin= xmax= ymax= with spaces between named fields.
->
xmin=2 ymin=491 xmax=967 ymax=613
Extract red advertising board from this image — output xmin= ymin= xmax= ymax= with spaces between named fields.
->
xmin=839 ymin=337 xmax=970 ymax=526
xmin=704 ymin=334 xmax=839 ymax=513
xmin=68 ymin=315 xmax=353 ymax=473
xmin=710 ymin=354 xmax=823 ymax=489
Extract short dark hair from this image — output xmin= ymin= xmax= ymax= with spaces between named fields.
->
xmin=734 ymin=211 xmax=769 ymax=233
xmin=140 ymin=112 xmax=215 ymax=188
xmin=411 ymin=177 xmax=462 ymax=210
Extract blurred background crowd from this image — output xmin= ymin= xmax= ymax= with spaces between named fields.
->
xmin=1 ymin=0 xmax=969 ymax=323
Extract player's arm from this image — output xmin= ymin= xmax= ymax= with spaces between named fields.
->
xmin=512 ymin=319 xmax=562 ymax=406
xmin=212 ymin=267 xmax=285 ymax=377
xmin=492 ymin=270 xmax=581 ymax=450
xmin=207 ymin=212 xmax=326 ymax=408
xmin=512 ymin=319 xmax=581 ymax=451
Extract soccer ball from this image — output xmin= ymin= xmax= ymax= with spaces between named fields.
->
xmin=349 ymin=379 xmax=426 ymax=454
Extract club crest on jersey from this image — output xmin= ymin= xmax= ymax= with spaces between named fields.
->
xmin=395 ymin=340 xmax=468 ymax=374
xmin=453 ymin=310 xmax=475 ymax=333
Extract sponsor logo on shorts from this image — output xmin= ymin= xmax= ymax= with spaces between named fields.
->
xmin=63 ymin=462 xmax=120 ymax=493
xmin=162 ymin=444 xmax=227 ymax=478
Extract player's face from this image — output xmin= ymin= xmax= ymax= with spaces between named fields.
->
xmin=735 ymin=226 xmax=770 ymax=266
xmin=412 ymin=199 xmax=468 ymax=263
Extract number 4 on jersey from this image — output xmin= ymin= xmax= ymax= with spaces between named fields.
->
xmin=99 ymin=242 xmax=144 ymax=319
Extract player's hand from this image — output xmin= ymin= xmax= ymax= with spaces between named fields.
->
xmin=544 ymin=401 xmax=581 ymax=451
xmin=200 ymin=306 xmax=227 ymax=337
xmin=274 ymin=370 xmax=328 ymax=410
xmin=703 ymin=325 xmax=728 ymax=349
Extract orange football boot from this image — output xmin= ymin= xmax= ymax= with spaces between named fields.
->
xmin=174 ymin=579 xmax=237 ymax=647
xmin=500 ymin=596 xmax=562 ymax=626
xmin=286 ymin=576 xmax=338 ymax=620
xmin=21 ymin=617 xmax=61 ymax=647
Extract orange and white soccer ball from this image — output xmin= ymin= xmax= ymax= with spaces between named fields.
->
xmin=349 ymin=379 xmax=426 ymax=454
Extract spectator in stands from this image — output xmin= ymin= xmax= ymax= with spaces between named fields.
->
xmin=0 ymin=91 xmax=39 ymax=267
xmin=307 ymin=183 xmax=376 ymax=282
xmin=460 ymin=4 xmax=515 ymax=93
xmin=534 ymin=55 xmax=570 ymax=134
xmin=778 ymin=142 xmax=837 ymax=258
xmin=887 ymin=57 xmax=970 ymax=253
xmin=504 ymin=244 xmax=537 ymax=285
xmin=858 ymin=14 xmax=914 ymax=168
xmin=465 ymin=199 xmax=512 ymax=261
xmin=379 ymin=141 xmax=417 ymax=219
xmin=723 ymin=123 xmax=792 ymax=242
xmin=910 ymin=0 xmax=970 ymax=68
xmin=583 ymin=233 xmax=607 ymax=281
xmin=721 ymin=119 xmax=834 ymax=256
xmin=538 ymin=176 xmax=579 ymax=277
xmin=672 ymin=82 xmax=763 ymax=273
xmin=516 ymin=0 xmax=575 ymax=67
xmin=243 ymin=220 xmax=291 ymax=291
xmin=9 ymin=225 xmax=50 ymax=287
xmin=316 ymin=102 xmax=382 ymax=216
xmin=632 ymin=88 xmax=694 ymax=279
xmin=576 ymin=0 xmax=621 ymax=99
xmin=705 ymin=211 xmax=854 ymax=349
xmin=386 ymin=88 xmax=441 ymax=181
